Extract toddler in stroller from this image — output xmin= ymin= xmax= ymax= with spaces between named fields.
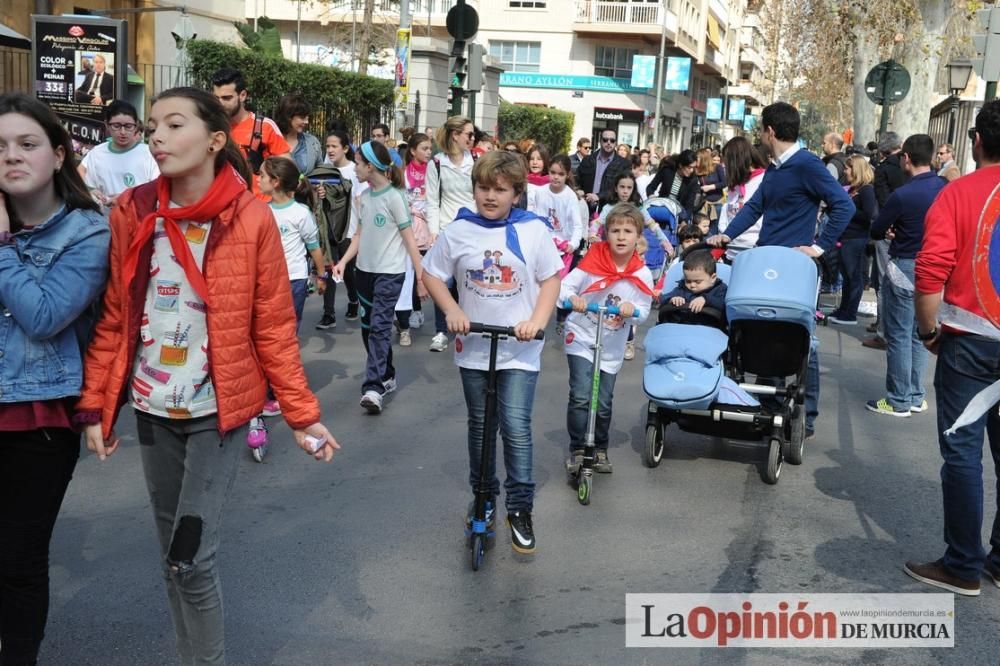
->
xmin=642 ymin=245 xmax=818 ymax=484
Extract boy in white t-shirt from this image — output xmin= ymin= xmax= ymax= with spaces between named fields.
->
xmin=78 ymin=100 xmax=159 ymax=211
xmin=422 ymin=151 xmax=562 ymax=555
xmin=561 ymin=204 xmax=653 ymax=473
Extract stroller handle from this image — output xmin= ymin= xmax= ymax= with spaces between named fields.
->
xmin=468 ymin=323 xmax=545 ymax=340
xmin=560 ymin=299 xmax=642 ymax=319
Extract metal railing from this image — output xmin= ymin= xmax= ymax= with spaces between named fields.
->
xmin=574 ymin=0 xmax=664 ymax=25
xmin=322 ymin=0 xmax=451 ymax=13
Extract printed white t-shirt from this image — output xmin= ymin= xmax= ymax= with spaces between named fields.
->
xmin=270 ymin=199 xmax=320 ymax=280
xmin=559 ymin=266 xmax=653 ymax=375
xmin=422 ymin=216 xmax=563 ymax=372
xmin=131 ymin=214 xmax=214 ymax=419
xmin=81 ymin=140 xmax=159 ymax=197
xmin=527 ymin=185 xmax=584 ymax=249
xmin=356 ymin=185 xmax=412 ymax=274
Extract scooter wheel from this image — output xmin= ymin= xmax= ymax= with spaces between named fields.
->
xmin=643 ymin=424 xmax=664 ymax=468
xmin=764 ymin=438 xmax=782 ymax=485
xmin=470 ymin=533 xmax=486 ymax=571
xmin=577 ymin=474 xmax=592 ymax=505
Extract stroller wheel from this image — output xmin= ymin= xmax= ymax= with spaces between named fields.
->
xmin=764 ymin=438 xmax=782 ymax=485
xmin=785 ymin=407 xmax=805 ymax=466
xmin=643 ymin=424 xmax=664 ymax=468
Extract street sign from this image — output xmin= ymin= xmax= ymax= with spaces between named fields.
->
xmin=864 ymin=60 xmax=910 ymax=106
xmin=446 ymin=3 xmax=478 ymax=40
xmin=972 ymin=7 xmax=1000 ymax=82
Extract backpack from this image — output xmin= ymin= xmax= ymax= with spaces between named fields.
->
xmin=826 ymin=153 xmax=849 ymax=186
xmin=307 ymin=164 xmax=353 ymax=250
xmin=245 ymin=115 xmax=266 ymax=175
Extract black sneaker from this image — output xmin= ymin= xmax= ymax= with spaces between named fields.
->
xmin=465 ymin=500 xmax=495 ymax=530
xmin=346 ymin=301 xmax=360 ymax=321
xmin=315 ymin=314 xmax=336 ymax=330
xmin=594 ymin=450 xmax=613 ymax=474
xmin=507 ymin=510 xmax=535 ymax=554
xmin=565 ymin=449 xmax=584 ymax=473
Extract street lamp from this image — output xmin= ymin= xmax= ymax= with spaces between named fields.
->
xmin=945 ymin=58 xmax=974 ymax=144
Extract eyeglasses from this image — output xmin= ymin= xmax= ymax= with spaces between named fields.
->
xmin=969 ymin=128 xmax=978 ymax=143
xmin=108 ymin=122 xmax=138 ymax=132
xmin=600 ymin=137 xmax=616 ymax=143
xmin=581 ymin=145 xmax=592 ymax=151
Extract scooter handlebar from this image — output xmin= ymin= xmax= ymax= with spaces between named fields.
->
xmin=468 ymin=323 xmax=545 ymax=340
xmin=560 ymin=299 xmax=641 ymax=319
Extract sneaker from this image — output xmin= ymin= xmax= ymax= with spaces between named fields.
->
xmin=984 ymin=560 xmax=1000 ymax=588
xmin=862 ymin=336 xmax=887 ymax=350
xmin=315 ymin=314 xmax=336 ymax=330
xmin=594 ymin=450 xmax=613 ymax=474
xmin=429 ymin=332 xmax=449 ymax=352
xmin=624 ymin=340 xmax=636 ymax=361
xmin=246 ymin=417 xmax=268 ymax=462
xmin=399 ymin=329 xmax=412 ymax=346
xmin=904 ymin=559 xmax=980 ymax=596
xmin=345 ymin=301 xmax=360 ymax=321
xmin=805 ymin=429 xmax=816 ymax=441
xmin=554 ymin=321 xmax=566 ymax=339
xmin=910 ymin=400 xmax=929 ymax=413
xmin=565 ymin=449 xmax=584 ymax=473
xmin=382 ymin=377 xmax=397 ymax=395
xmin=410 ymin=311 xmax=424 ymax=329
xmin=828 ymin=316 xmax=858 ymax=325
xmin=465 ymin=500 xmax=495 ymax=530
xmin=866 ymin=398 xmax=911 ymax=417
xmin=261 ymin=399 xmax=281 ymax=417
xmin=360 ymin=390 xmax=383 ymax=414
xmin=507 ymin=510 xmax=536 ymax=554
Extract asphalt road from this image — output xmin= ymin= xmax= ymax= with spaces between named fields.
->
xmin=42 ymin=292 xmax=1000 ymax=665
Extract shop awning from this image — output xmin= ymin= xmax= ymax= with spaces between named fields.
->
xmin=707 ymin=15 xmax=721 ymax=49
xmin=0 ymin=22 xmax=31 ymax=50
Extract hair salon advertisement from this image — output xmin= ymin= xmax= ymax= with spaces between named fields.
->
xmin=31 ymin=15 xmax=128 ymax=149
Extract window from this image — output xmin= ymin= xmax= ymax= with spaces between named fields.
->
xmin=594 ymin=46 xmax=639 ymax=79
xmin=509 ymin=0 xmax=546 ymax=7
xmin=489 ymin=41 xmax=541 ymax=72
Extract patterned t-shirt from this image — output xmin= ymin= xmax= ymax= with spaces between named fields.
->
xmin=130 ymin=214 xmax=215 ymax=419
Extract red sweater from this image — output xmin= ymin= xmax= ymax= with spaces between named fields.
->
xmin=915 ymin=165 xmax=1000 ymax=326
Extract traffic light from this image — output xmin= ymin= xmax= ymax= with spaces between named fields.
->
xmin=972 ymin=7 xmax=1000 ymax=82
xmin=450 ymin=39 xmax=468 ymax=92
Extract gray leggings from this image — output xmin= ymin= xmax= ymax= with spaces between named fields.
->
xmin=135 ymin=411 xmax=247 ymax=666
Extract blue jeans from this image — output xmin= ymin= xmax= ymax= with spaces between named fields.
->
xmin=289 ymin=279 xmax=308 ymax=334
xmin=356 ymin=270 xmax=405 ymax=395
xmin=934 ymin=332 xmax=1000 ymax=580
xmin=806 ymin=335 xmax=819 ymax=431
xmin=882 ymin=258 xmax=927 ymax=411
xmin=566 ymin=353 xmax=618 ymax=452
xmin=834 ymin=237 xmax=867 ymax=321
xmin=460 ymin=368 xmax=538 ymax=512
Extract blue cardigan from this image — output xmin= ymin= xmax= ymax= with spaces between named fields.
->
xmin=723 ymin=149 xmax=855 ymax=252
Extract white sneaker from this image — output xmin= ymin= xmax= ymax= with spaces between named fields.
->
xmin=399 ymin=329 xmax=412 ymax=346
xmin=429 ymin=332 xmax=449 ymax=352
xmin=624 ymin=340 xmax=636 ymax=360
xmin=410 ymin=311 xmax=424 ymax=329
xmin=382 ymin=377 xmax=398 ymax=394
xmin=360 ymin=390 xmax=383 ymax=414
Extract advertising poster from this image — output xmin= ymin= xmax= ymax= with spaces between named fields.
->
xmin=706 ymin=98 xmax=723 ymax=120
xmin=394 ymin=28 xmax=411 ymax=107
xmin=664 ymin=57 xmax=691 ymax=91
xmin=31 ymin=15 xmax=127 ymax=149
xmin=728 ymin=98 xmax=746 ymax=121
xmin=630 ymin=55 xmax=656 ymax=89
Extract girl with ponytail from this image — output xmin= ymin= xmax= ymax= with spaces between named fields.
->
xmin=76 ymin=87 xmax=341 ymax=664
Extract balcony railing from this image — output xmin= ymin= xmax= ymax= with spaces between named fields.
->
xmin=575 ymin=0 xmax=667 ymax=26
xmin=319 ymin=0 xmax=452 ymax=14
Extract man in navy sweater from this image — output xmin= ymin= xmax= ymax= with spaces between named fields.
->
xmin=708 ymin=102 xmax=855 ymax=438
xmin=865 ymin=134 xmax=946 ymax=417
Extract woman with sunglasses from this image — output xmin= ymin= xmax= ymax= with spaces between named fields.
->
xmin=646 ymin=149 xmax=700 ymax=222
xmin=78 ymin=100 xmax=159 ymax=212
xmin=425 ymin=115 xmax=476 ymax=353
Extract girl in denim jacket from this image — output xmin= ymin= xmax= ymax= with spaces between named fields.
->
xmin=0 ymin=92 xmax=110 ymax=665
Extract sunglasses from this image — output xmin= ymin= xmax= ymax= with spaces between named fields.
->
xmin=460 ymin=131 xmax=475 ymax=138
xmin=581 ymin=145 xmax=592 ymax=150
xmin=601 ymin=137 xmax=617 ymax=143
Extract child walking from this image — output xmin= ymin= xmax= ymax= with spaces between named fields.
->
xmin=0 ymin=92 xmax=110 ymax=666
xmin=562 ymin=204 xmax=653 ymax=473
xmin=422 ymin=151 xmax=563 ymax=554
xmin=333 ymin=141 xmax=426 ymax=414
xmin=78 ymin=87 xmax=340 ymax=666
xmin=394 ymin=132 xmax=434 ymax=346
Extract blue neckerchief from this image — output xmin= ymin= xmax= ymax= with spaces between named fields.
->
xmin=453 ymin=206 xmax=551 ymax=264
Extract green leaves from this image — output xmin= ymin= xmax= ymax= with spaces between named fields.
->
xmin=498 ymin=101 xmax=574 ymax=154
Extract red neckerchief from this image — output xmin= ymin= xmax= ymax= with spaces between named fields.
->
xmin=406 ymin=160 xmax=427 ymax=189
xmin=578 ymin=241 xmax=654 ymax=296
xmin=527 ymin=172 xmax=550 ymax=186
xmin=122 ymin=166 xmax=247 ymax=306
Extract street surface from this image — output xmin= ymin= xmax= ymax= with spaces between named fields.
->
xmin=43 ymin=292 xmax=1000 ymax=665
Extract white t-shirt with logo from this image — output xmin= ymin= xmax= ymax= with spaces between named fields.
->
xmin=269 ymin=199 xmax=320 ymax=280
xmin=559 ymin=266 xmax=653 ymax=375
xmin=527 ymin=185 xmax=584 ymax=249
xmin=81 ymin=140 xmax=159 ymax=197
xmin=422 ymin=216 xmax=563 ymax=372
xmin=356 ymin=185 xmax=412 ymax=274
xmin=131 ymin=214 xmax=214 ymax=419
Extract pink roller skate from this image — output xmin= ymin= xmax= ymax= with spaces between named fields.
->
xmin=247 ymin=416 xmax=268 ymax=463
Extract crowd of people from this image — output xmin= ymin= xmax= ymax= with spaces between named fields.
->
xmin=2 ymin=66 xmax=1000 ymax=665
